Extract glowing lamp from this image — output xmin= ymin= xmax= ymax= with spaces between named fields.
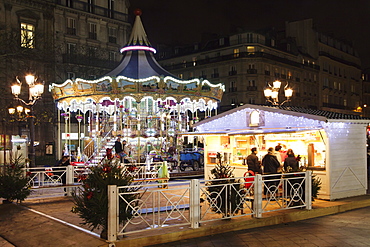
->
xmin=264 ymin=87 xmax=272 ymax=98
xmin=11 ymin=84 xmax=21 ymax=96
xmin=25 ymin=74 xmax=35 ymax=85
xmin=285 ymin=88 xmax=293 ymax=98
xmin=8 ymin=107 xmax=15 ymax=115
xmin=272 ymin=80 xmax=281 ymax=89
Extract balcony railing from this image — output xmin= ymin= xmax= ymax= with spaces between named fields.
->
xmin=247 ymin=86 xmax=257 ymax=91
xmin=247 ymin=69 xmax=257 ymax=74
xmin=62 ymin=54 xmax=119 ymax=68
xmin=56 ymin=0 xmax=128 ymax=22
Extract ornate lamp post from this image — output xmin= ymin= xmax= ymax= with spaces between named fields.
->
xmin=263 ymin=80 xmax=293 ymax=106
xmin=11 ymin=74 xmax=44 ymax=167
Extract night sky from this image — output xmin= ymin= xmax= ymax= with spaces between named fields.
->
xmin=129 ymin=0 xmax=370 ymax=69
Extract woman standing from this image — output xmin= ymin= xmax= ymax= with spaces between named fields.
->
xmin=284 ymin=149 xmax=299 ymax=172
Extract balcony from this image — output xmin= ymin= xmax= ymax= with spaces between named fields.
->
xmin=62 ymin=53 xmax=118 ymax=69
xmin=108 ymin=36 xmax=117 ymax=43
xmin=88 ymin=32 xmax=97 ymax=40
xmin=56 ymin=0 xmax=128 ymax=22
xmin=247 ymin=69 xmax=257 ymax=74
xmin=228 ymin=87 xmax=238 ymax=92
xmin=247 ymin=86 xmax=257 ymax=91
xmin=229 ymin=71 xmax=237 ymax=76
xmin=66 ymin=27 xmax=76 ymax=35
xmin=211 ymin=73 xmax=219 ymax=78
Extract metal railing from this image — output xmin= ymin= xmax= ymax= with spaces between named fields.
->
xmin=107 ymin=171 xmax=312 ymax=242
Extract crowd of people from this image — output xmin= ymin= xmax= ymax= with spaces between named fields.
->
xmin=246 ymin=144 xmax=301 ymax=175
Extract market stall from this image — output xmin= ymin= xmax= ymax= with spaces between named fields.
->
xmin=191 ymin=104 xmax=369 ymax=200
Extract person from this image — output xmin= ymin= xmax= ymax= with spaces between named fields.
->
xmin=55 ymin=155 xmax=70 ymax=188
xmin=122 ymin=140 xmax=130 ymax=163
xmin=274 ymin=145 xmax=283 ymax=173
xmin=70 ymin=150 xmax=77 ymax=162
xmin=114 ymin=137 xmax=123 ymax=162
xmin=246 ymin=147 xmax=262 ymax=174
xmin=262 ymin=148 xmax=281 ymax=174
xmin=262 ymin=147 xmax=282 ymax=195
xmin=284 ymin=149 xmax=299 ymax=172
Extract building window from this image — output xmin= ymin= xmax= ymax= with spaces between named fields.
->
xmin=178 ymin=74 xmax=183 ymax=79
xmin=333 ymin=81 xmax=338 ymax=89
xmin=343 ymin=99 xmax=347 ymax=106
xmin=323 ymin=78 xmax=329 ymax=87
xmin=212 ymin=68 xmax=219 ymax=78
xmin=323 ymin=95 xmax=328 ymax=103
xmin=233 ymin=49 xmax=239 ymax=58
xmin=88 ymin=0 xmax=95 ymax=13
xmin=88 ymin=47 xmax=97 ymax=58
xmin=229 ymin=81 xmax=237 ymax=92
xmin=66 ymin=0 xmax=73 ymax=7
xmin=67 ymin=72 xmax=75 ymax=80
xmin=247 ymin=46 xmax=255 ymax=53
xmin=229 ymin=66 xmax=237 ymax=75
xmin=201 ymin=70 xmax=206 ymax=79
xmin=246 ymin=33 xmax=253 ymax=43
xmin=249 ymin=97 xmax=255 ymax=104
xmin=192 ymin=57 xmax=197 ymax=66
xmin=66 ymin=17 xmax=76 ymax=35
xmin=248 ymin=80 xmax=256 ymax=87
xmin=20 ymin=23 xmax=35 ymax=48
xmin=108 ymin=0 xmax=115 ymax=18
xmin=88 ymin=23 xmax=97 ymax=40
xmin=109 ymin=51 xmax=116 ymax=61
xmin=108 ymin=27 xmax=117 ymax=43
xmin=67 ymin=43 xmax=76 ymax=54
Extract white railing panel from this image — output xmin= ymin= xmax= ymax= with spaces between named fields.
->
xmin=116 ymin=181 xmax=191 ymax=236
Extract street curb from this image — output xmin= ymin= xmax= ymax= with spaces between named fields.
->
xmin=114 ymin=198 xmax=370 ymax=247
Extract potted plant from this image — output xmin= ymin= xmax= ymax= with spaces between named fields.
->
xmin=0 ymin=155 xmax=31 ymax=203
xmin=71 ymin=150 xmax=139 ymax=239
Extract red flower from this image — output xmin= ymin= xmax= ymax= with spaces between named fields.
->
xmin=78 ymin=174 xmax=87 ymax=181
xmin=86 ymin=192 xmax=93 ymax=200
xmin=26 ymin=171 xmax=32 ymax=176
xmin=102 ymin=166 xmax=112 ymax=173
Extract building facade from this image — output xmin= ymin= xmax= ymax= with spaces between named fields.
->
xmin=158 ymin=19 xmax=362 ymax=114
xmin=0 ymin=0 xmax=130 ymax=164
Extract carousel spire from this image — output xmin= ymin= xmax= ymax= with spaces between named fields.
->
xmin=106 ymin=9 xmax=174 ymax=79
xmin=125 ymin=9 xmax=152 ymax=48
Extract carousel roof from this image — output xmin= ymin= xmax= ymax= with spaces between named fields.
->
xmin=49 ymin=9 xmax=224 ymax=111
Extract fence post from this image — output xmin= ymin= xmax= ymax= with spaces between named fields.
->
xmin=254 ymin=174 xmax=263 ymax=218
xmin=305 ymin=170 xmax=312 ymax=210
xmin=190 ymin=179 xmax=200 ymax=228
xmin=66 ymin=165 xmax=74 ymax=196
xmin=108 ymin=185 xmax=118 ymax=242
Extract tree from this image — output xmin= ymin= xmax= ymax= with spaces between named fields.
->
xmin=71 ymin=153 xmax=139 ymax=239
xmin=0 ymin=155 xmax=31 ymax=203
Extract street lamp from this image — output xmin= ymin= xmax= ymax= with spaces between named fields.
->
xmin=11 ymin=74 xmax=44 ymax=167
xmin=263 ymin=80 xmax=293 ymax=106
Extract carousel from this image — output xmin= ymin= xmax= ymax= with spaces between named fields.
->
xmin=49 ymin=10 xmax=224 ymax=165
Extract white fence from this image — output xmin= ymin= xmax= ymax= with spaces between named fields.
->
xmin=107 ymin=171 xmax=312 ymax=242
xmin=23 ymin=162 xmax=169 ymax=197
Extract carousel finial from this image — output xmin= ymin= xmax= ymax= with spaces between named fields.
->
xmin=134 ymin=9 xmax=142 ymax=16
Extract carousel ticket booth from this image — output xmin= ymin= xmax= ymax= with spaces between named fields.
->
xmin=192 ymin=104 xmax=369 ymax=200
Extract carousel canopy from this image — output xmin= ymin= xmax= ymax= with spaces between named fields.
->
xmin=49 ymin=9 xmax=224 ymax=114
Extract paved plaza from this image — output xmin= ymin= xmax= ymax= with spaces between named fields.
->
xmin=148 ymin=206 xmax=370 ymax=247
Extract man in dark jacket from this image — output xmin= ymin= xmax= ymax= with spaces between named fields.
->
xmin=114 ymin=137 xmax=123 ymax=162
xmin=262 ymin=147 xmax=282 ymax=195
xmin=246 ymin=147 xmax=262 ymax=174
xmin=262 ymin=147 xmax=281 ymax=174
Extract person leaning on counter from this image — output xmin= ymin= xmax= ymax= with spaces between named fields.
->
xmin=246 ymin=147 xmax=262 ymax=174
